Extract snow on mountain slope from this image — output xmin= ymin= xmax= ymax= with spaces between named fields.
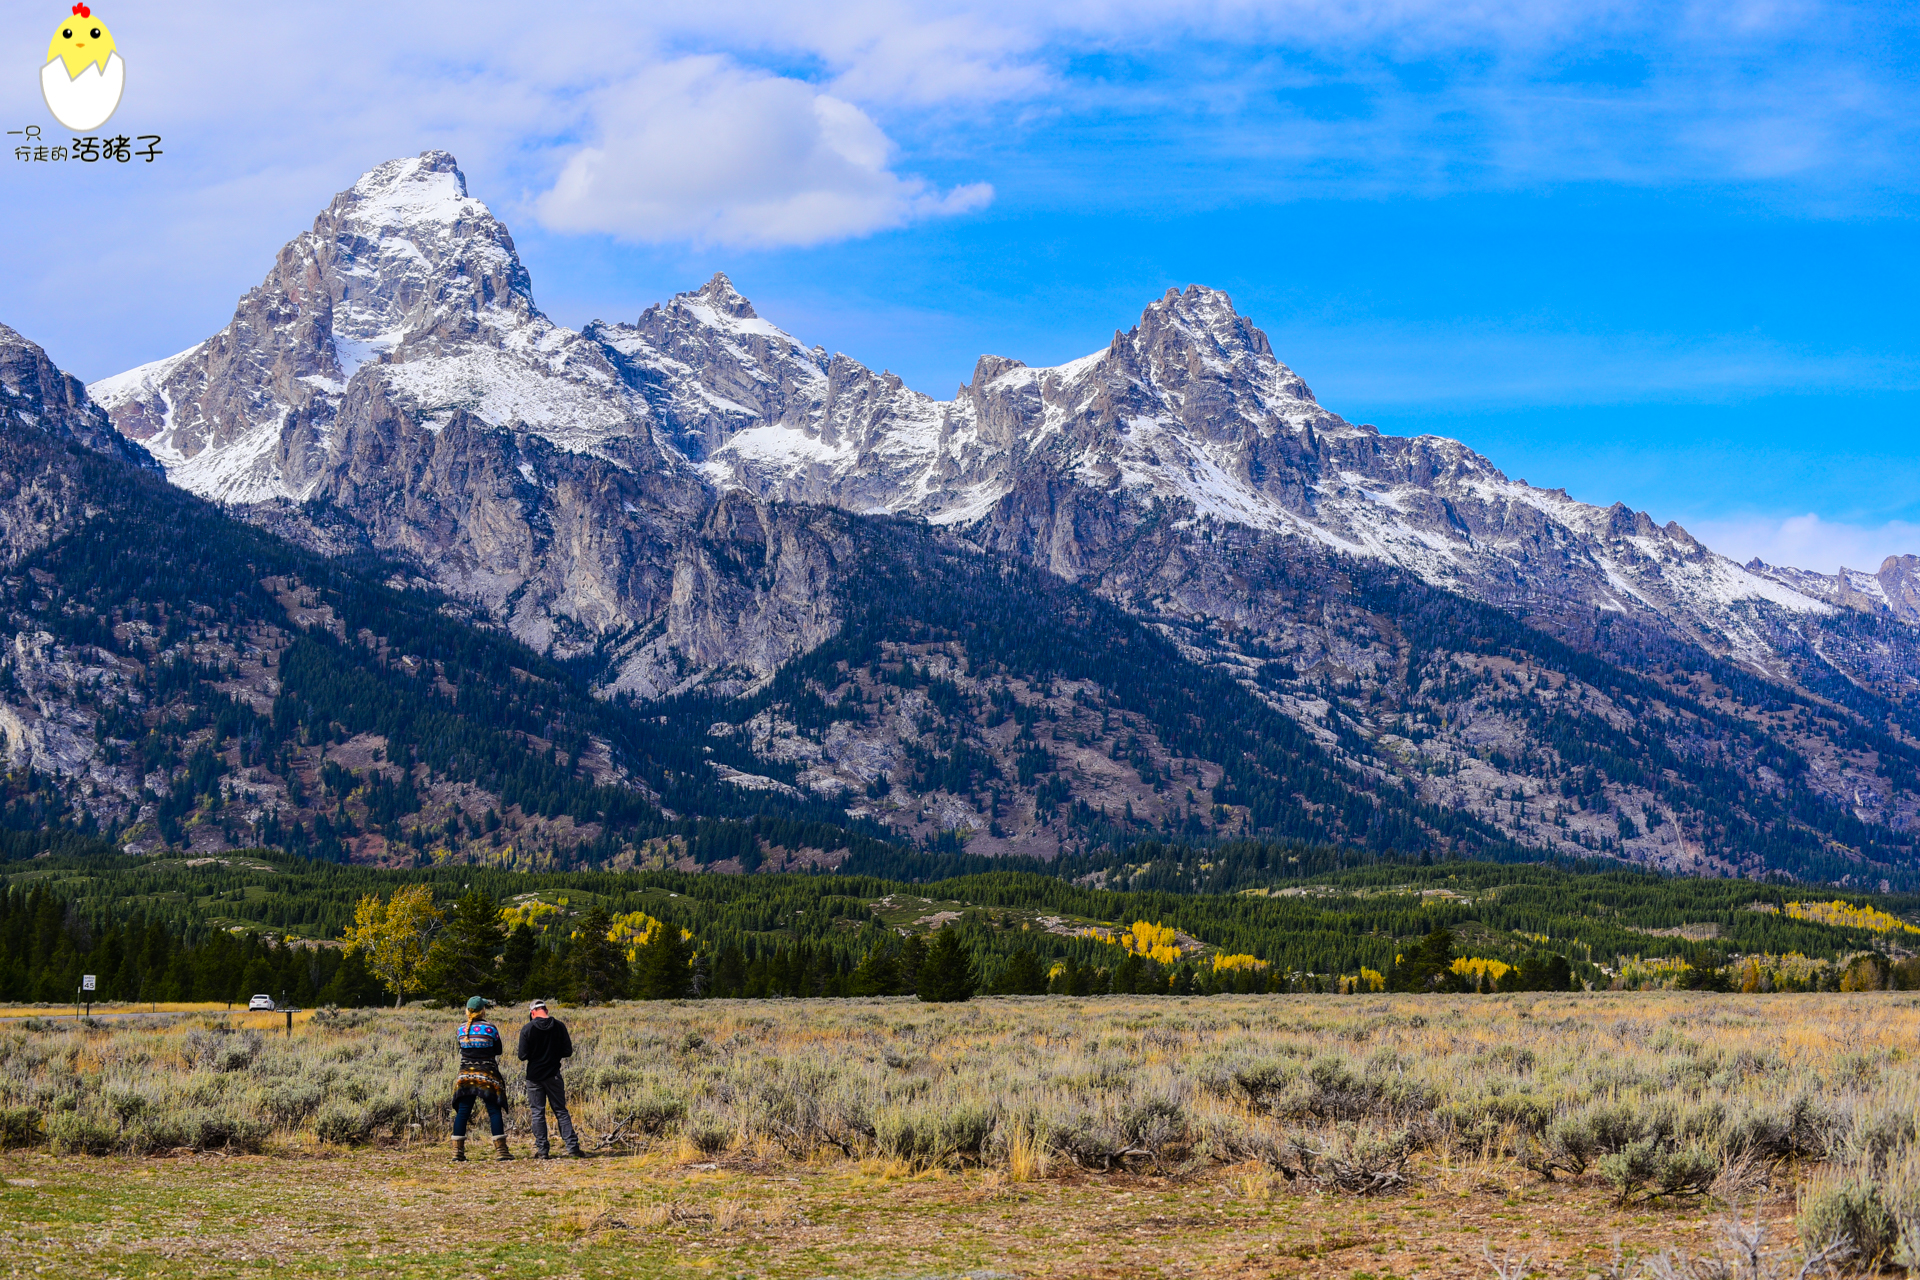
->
xmin=90 ymin=152 xmax=669 ymax=504
xmin=87 ymin=151 xmax=1901 ymax=686
xmin=610 ymin=277 xmax=1836 ymax=653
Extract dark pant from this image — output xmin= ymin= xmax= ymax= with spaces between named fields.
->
xmin=526 ymin=1075 xmax=579 ymax=1154
xmin=452 ymin=1095 xmax=503 ymax=1138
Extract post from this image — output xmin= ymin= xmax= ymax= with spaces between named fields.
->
xmin=285 ymin=1007 xmax=293 ymax=1038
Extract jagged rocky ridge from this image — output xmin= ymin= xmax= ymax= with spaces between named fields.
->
xmin=52 ymin=150 xmax=1920 ymax=884
xmin=0 ymin=322 xmax=1533 ymax=872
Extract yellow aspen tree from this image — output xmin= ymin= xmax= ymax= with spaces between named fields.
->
xmin=341 ymin=884 xmax=442 ymax=1006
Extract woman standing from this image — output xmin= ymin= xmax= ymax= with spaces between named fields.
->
xmin=452 ymin=996 xmax=512 ymax=1162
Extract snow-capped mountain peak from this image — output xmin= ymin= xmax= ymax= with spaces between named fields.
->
xmin=87 ymin=154 xmax=1910 ymax=679
xmin=618 ymin=277 xmax=1851 ymax=650
xmin=89 ymin=151 xmax=663 ymax=504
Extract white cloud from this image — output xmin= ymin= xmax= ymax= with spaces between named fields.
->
xmin=1689 ymin=513 xmax=1920 ymax=575
xmin=534 ymin=57 xmax=993 ymax=247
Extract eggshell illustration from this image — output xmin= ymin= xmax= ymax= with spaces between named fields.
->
xmin=42 ymin=53 xmax=123 ymax=131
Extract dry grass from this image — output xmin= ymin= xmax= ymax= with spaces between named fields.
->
xmin=0 ymin=992 xmax=1917 ymax=1273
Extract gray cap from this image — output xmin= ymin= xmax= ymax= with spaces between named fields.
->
xmin=527 ymin=999 xmax=547 ymax=1012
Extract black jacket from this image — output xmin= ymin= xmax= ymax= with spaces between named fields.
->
xmin=515 ymin=1015 xmax=573 ymax=1082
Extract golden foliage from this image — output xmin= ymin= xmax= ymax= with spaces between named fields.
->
xmin=602 ymin=910 xmax=694 ymax=963
xmin=1210 ymin=953 xmax=1268 ymax=974
xmin=1785 ymin=900 xmax=1920 ymax=936
xmin=1357 ymin=967 xmax=1386 ymax=992
xmin=1450 ymin=956 xmax=1512 ymax=984
xmin=500 ymin=898 xmax=562 ymax=933
xmin=1117 ymin=921 xmax=1185 ymax=966
xmin=339 ymin=885 xmax=441 ymax=1006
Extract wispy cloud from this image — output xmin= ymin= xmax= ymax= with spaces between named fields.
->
xmin=1690 ymin=513 xmax=1920 ymax=575
xmin=1272 ymin=321 xmax=1920 ymax=408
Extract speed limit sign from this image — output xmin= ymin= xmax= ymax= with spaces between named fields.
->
xmin=82 ymin=975 xmax=95 ymax=991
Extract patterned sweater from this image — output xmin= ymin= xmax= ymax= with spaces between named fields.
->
xmin=453 ymin=1020 xmax=508 ymax=1105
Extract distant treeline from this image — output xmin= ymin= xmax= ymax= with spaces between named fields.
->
xmin=2 ymin=831 xmax=1916 ymax=1005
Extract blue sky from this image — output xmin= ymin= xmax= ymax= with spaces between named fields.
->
xmin=5 ymin=0 xmax=1917 ymax=572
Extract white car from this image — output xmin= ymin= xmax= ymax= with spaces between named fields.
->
xmin=248 ymin=995 xmax=276 ymax=1011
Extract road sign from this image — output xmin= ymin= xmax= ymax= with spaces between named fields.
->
xmin=81 ymin=974 xmax=95 ymax=991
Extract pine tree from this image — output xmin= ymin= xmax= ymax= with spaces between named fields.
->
xmin=710 ymin=944 xmax=747 ymax=998
xmin=897 ymin=934 xmax=928 ymax=992
xmin=422 ymin=891 xmax=507 ymax=1003
xmin=499 ymin=923 xmax=539 ymax=999
xmin=634 ymin=922 xmax=692 ymax=1000
xmin=1390 ymin=927 xmax=1461 ymax=993
xmin=571 ymin=905 xmax=629 ymax=1004
xmin=316 ymin=947 xmax=386 ymax=1007
xmin=993 ymin=947 xmax=1047 ymax=995
xmin=848 ymin=946 xmax=900 ymax=997
xmin=916 ymin=927 xmax=975 ymax=1003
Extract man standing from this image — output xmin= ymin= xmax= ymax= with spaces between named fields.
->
xmin=516 ymin=999 xmax=584 ymax=1159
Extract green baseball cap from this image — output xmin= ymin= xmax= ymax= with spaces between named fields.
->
xmin=466 ymin=997 xmax=495 ymax=1012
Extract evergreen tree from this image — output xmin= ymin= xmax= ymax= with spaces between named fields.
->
xmin=634 ymin=921 xmax=692 ymax=1000
xmin=993 ymin=947 xmax=1047 ymax=996
xmin=498 ymin=923 xmax=538 ymax=999
xmin=916 ymin=927 xmax=975 ymax=1003
xmin=897 ymin=934 xmax=928 ymax=993
xmin=848 ymin=945 xmax=901 ymax=997
xmin=422 ymin=891 xmax=507 ymax=1003
xmin=571 ymin=906 xmax=628 ymax=1004
xmin=522 ymin=940 xmax=570 ymax=1004
xmin=710 ymin=944 xmax=747 ymax=998
xmin=316 ymin=947 xmax=386 ymax=1007
xmin=1390 ymin=928 xmax=1462 ymax=993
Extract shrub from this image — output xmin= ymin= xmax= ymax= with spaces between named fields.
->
xmin=315 ymin=1105 xmax=372 ymax=1146
xmin=184 ymin=1111 xmax=269 ymax=1154
xmin=875 ymin=1102 xmax=996 ymax=1165
xmin=620 ymin=1090 xmax=688 ymax=1137
xmin=685 ymin=1112 xmax=732 ymax=1155
xmin=1800 ymin=1178 xmax=1898 ymax=1263
xmin=47 ymin=1113 xmax=117 ymax=1156
xmin=1597 ymin=1138 xmax=1663 ymax=1201
xmin=125 ymin=1115 xmax=189 ymax=1154
xmin=1227 ymin=1060 xmax=1295 ymax=1108
xmin=1280 ymin=1123 xmax=1422 ymax=1194
xmin=1721 ymin=1094 xmax=1836 ymax=1163
xmin=186 ymin=1028 xmax=263 ymax=1074
xmin=1652 ymin=1143 xmax=1719 ymax=1197
xmin=0 ymin=1108 xmax=44 ymax=1149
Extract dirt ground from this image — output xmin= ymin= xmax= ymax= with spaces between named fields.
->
xmin=0 ymin=1145 xmax=1792 ymax=1280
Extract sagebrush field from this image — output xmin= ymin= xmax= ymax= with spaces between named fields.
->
xmin=1 ymin=992 xmax=1915 ymax=1278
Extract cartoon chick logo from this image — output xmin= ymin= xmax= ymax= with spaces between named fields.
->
xmin=41 ymin=3 xmax=123 ymax=132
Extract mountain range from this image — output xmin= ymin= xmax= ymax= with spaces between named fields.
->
xmin=4 ymin=150 xmax=1917 ymax=887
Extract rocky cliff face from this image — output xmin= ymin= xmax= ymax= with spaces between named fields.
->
xmin=0 ymin=323 xmax=159 ymax=568
xmin=71 ymin=152 xmax=1920 ymax=881
xmin=89 ymin=151 xmax=678 ymax=503
xmin=90 ymin=152 xmax=1901 ymax=686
